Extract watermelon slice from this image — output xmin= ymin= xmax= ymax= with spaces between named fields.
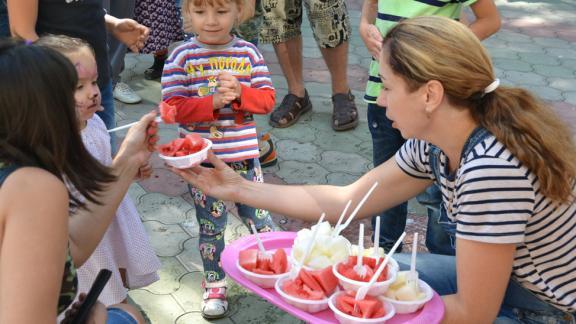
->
xmin=157 ymin=134 xmax=206 ymax=157
xmin=239 ymin=248 xmax=289 ymax=275
xmin=159 ymin=101 xmax=177 ymax=124
xmin=239 ymin=249 xmax=258 ymax=272
xmin=299 ymin=270 xmax=324 ymax=293
xmin=271 ymin=248 xmax=288 ymax=274
xmin=309 ymin=267 xmax=338 ymax=295
xmin=335 ymin=291 xmax=387 ymax=319
xmin=337 ymin=256 xmax=388 ymax=282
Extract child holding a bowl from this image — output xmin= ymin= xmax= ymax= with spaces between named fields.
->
xmin=160 ymin=0 xmax=277 ymax=318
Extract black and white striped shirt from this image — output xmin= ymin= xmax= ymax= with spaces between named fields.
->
xmin=396 ymin=136 xmax=576 ymax=312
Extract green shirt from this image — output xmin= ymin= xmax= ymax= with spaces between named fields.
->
xmin=364 ymin=0 xmax=477 ymax=103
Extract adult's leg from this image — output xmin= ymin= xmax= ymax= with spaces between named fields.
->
xmin=368 ymin=103 xmax=407 ymax=252
xmin=273 ymin=37 xmax=305 ymax=97
xmin=319 ymin=43 xmax=350 ymax=95
xmin=393 ymin=253 xmax=457 ymax=296
xmin=262 ymin=0 xmax=313 ymax=128
xmin=396 ymin=253 xmax=576 ymax=323
xmin=419 ymin=187 xmax=456 ymax=255
xmin=305 ymin=0 xmax=357 ymax=130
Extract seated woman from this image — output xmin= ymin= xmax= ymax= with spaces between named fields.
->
xmin=0 ymin=39 xmax=157 ymax=322
xmin=171 ymin=16 xmax=576 ymax=323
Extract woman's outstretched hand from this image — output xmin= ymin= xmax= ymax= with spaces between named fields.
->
xmin=170 ymin=151 xmax=245 ymax=202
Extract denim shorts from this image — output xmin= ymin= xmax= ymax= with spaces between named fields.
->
xmin=106 ymin=307 xmax=137 ymax=324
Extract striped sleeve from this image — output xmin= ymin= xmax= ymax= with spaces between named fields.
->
xmin=394 ymin=139 xmax=434 ymax=180
xmin=161 ymin=44 xmax=193 ymax=101
xmin=247 ymin=45 xmax=273 ymax=90
xmin=455 ymin=156 xmax=534 ymax=243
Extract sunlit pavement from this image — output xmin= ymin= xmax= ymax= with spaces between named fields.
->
xmin=112 ymin=1 xmax=576 ymax=322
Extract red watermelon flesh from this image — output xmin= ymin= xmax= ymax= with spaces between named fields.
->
xmin=299 ymin=269 xmax=324 ymax=292
xmin=158 ymin=134 xmax=206 ymax=157
xmin=337 ymin=256 xmax=388 ymax=282
xmin=282 ymin=277 xmax=326 ymax=300
xmin=309 ymin=266 xmax=338 ymax=295
xmin=271 ymin=248 xmax=288 ymax=274
xmin=239 ymin=249 xmax=258 ymax=272
xmin=159 ymin=101 xmax=177 ymax=124
xmin=335 ymin=291 xmax=387 ymax=319
xmin=239 ymin=248 xmax=289 ymax=275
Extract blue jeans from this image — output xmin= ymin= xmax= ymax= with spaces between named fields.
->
xmin=97 ymin=80 xmax=116 ymax=149
xmin=393 ymin=254 xmax=576 ymax=323
xmin=417 ymin=185 xmax=456 ymax=255
xmin=189 ymin=158 xmax=276 ymax=283
xmin=106 ymin=307 xmax=137 ymax=324
xmin=0 ymin=0 xmax=9 ymax=37
xmin=368 ymin=103 xmax=407 ymax=252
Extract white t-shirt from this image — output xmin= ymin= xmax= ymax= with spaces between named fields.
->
xmin=396 ymin=135 xmax=576 ymax=312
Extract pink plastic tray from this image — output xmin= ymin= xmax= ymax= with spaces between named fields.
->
xmin=221 ymin=231 xmax=445 ymax=324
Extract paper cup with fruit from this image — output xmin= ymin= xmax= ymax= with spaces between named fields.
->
xmin=333 ymin=255 xmax=397 ymax=297
xmin=274 ymin=266 xmax=338 ymax=313
xmin=158 ymin=134 xmax=212 ymax=169
xmin=237 ymin=248 xmax=290 ymax=288
xmin=382 ymin=271 xmax=433 ymax=314
xmin=290 ymin=221 xmax=351 ymax=270
xmin=328 ymin=290 xmax=395 ymax=324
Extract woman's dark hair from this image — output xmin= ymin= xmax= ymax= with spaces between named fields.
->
xmin=0 ymin=38 xmax=115 ymax=208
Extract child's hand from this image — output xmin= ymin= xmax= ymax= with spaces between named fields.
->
xmin=212 ymin=92 xmax=229 ymax=110
xmin=359 ymin=23 xmax=382 ymax=59
xmin=218 ymin=72 xmax=241 ymax=103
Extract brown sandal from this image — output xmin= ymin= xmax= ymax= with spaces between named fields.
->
xmin=269 ymin=90 xmax=312 ymax=128
xmin=332 ymin=90 xmax=359 ymax=131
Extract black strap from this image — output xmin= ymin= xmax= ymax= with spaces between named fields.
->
xmin=0 ymin=164 xmax=19 ymax=187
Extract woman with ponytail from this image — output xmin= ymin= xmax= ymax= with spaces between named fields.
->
xmin=171 ymin=16 xmax=576 ymax=323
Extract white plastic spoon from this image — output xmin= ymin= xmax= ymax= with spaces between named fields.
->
xmin=355 ymin=231 xmax=406 ymax=309
xmin=406 ymin=232 xmax=419 ymax=286
xmin=354 ymin=223 xmax=367 ymax=278
xmin=372 ymin=215 xmax=381 ymax=263
xmin=334 ymin=182 xmax=379 ymax=236
xmin=250 ymin=223 xmax=271 ymax=259
xmin=332 ymin=200 xmax=352 ymax=238
xmin=107 ymin=115 xmax=163 ymax=133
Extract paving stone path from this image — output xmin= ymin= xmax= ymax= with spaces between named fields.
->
xmin=111 ymin=0 xmax=576 ymax=322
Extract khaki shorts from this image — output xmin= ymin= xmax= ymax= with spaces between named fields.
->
xmin=259 ymin=0 xmax=351 ymax=48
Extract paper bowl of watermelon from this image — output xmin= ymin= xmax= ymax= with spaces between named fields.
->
xmin=274 ymin=266 xmax=339 ymax=314
xmin=237 ymin=248 xmax=290 ymax=288
xmin=382 ymin=273 xmax=433 ymax=314
xmin=158 ymin=134 xmax=212 ymax=169
xmin=328 ymin=291 xmax=395 ymax=324
xmin=333 ymin=256 xmax=398 ymax=297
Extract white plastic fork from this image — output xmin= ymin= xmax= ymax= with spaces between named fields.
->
xmin=289 ymin=213 xmax=326 ymax=279
xmin=250 ymin=223 xmax=271 ymax=259
xmin=354 ymin=231 xmax=406 ymax=311
xmin=107 ymin=115 xmax=163 ymax=133
xmin=353 ymin=223 xmax=367 ymax=278
xmin=334 ymin=182 xmax=379 ymax=237
xmin=332 ymin=200 xmax=352 ymax=238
